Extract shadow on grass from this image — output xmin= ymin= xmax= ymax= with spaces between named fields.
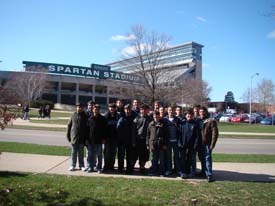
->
xmin=214 ymin=170 xmax=275 ymax=182
xmin=0 ymin=171 xmax=28 ymax=178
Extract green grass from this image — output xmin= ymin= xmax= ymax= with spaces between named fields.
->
xmin=6 ymin=125 xmax=66 ymax=132
xmin=0 ymin=172 xmax=274 ymax=206
xmin=218 ymin=122 xmax=275 ymax=133
xmin=30 ymin=119 xmax=68 ymax=125
xmin=28 ymin=109 xmax=72 ymax=118
xmin=0 ymin=142 xmax=70 ymax=156
xmin=1 ymin=142 xmax=275 ymax=163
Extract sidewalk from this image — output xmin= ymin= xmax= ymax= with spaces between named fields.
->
xmin=0 ymin=152 xmax=275 ymax=182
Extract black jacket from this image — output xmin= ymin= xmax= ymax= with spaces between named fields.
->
xmin=87 ymin=114 xmax=107 ymax=144
xmin=105 ymin=111 xmax=120 ymax=142
xmin=117 ymin=114 xmax=135 ymax=145
xmin=132 ymin=115 xmax=152 ymax=145
xmin=179 ymin=119 xmax=199 ymax=149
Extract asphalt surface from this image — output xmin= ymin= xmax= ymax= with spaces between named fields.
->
xmin=1 ymin=128 xmax=275 ymax=154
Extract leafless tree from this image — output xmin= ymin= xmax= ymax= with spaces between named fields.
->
xmin=4 ymin=71 xmax=48 ymax=104
xmin=256 ymin=78 xmax=275 ymax=113
xmin=168 ymin=78 xmax=212 ymax=107
xmin=120 ymin=24 xmax=172 ymax=105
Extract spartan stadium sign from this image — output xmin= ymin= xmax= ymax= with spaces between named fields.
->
xmin=23 ymin=61 xmax=142 ymax=83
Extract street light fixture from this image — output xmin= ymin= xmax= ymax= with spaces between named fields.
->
xmin=249 ymin=73 xmax=259 ymax=125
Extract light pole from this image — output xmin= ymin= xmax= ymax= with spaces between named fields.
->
xmin=249 ymin=73 xmax=259 ymax=125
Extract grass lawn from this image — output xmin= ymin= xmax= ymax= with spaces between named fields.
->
xmin=218 ymin=122 xmax=275 ymax=133
xmin=28 ymin=109 xmax=72 ymax=118
xmin=0 ymin=172 xmax=274 ymax=206
xmin=6 ymin=125 xmax=66 ymax=132
xmin=1 ymin=142 xmax=275 ymax=163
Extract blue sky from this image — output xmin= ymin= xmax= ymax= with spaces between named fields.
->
xmin=0 ymin=0 xmax=274 ymax=102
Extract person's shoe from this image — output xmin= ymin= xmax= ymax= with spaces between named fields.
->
xmin=197 ymin=171 xmax=206 ymax=177
xmin=80 ymin=167 xmax=87 ymax=172
xmin=181 ymin=173 xmax=189 ymax=179
xmin=87 ymin=168 xmax=94 ymax=173
xmin=165 ymin=171 xmax=173 ymax=176
xmin=207 ymin=175 xmax=214 ymax=183
xmin=159 ymin=174 xmax=165 ymax=178
xmin=97 ymin=170 xmax=102 ymax=174
xmin=68 ymin=166 xmax=75 ymax=171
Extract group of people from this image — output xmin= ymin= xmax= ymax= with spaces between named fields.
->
xmin=38 ymin=105 xmax=51 ymax=119
xmin=66 ymin=99 xmax=219 ymax=182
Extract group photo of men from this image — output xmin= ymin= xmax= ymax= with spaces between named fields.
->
xmin=66 ymin=99 xmax=219 ymax=183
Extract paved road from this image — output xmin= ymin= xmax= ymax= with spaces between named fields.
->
xmin=1 ymin=128 xmax=275 ymax=154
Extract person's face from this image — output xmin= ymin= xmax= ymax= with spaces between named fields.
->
xmin=116 ymin=100 xmax=123 ymax=108
xmin=168 ymin=107 xmax=173 ymax=116
xmin=154 ymin=103 xmax=160 ymax=110
xmin=175 ymin=108 xmax=182 ymax=116
xmin=93 ymin=107 xmax=100 ymax=116
xmin=76 ymin=106 xmax=82 ymax=113
xmin=159 ymin=107 xmax=164 ymax=116
xmin=153 ymin=114 xmax=160 ymax=122
xmin=193 ymin=107 xmax=199 ymax=117
xmin=124 ymin=108 xmax=131 ymax=116
xmin=109 ymin=106 xmax=116 ymax=113
xmin=133 ymin=100 xmax=139 ymax=108
xmin=88 ymin=103 xmax=93 ymax=111
xmin=140 ymin=108 xmax=145 ymax=116
xmin=186 ymin=113 xmax=194 ymax=121
xmin=199 ymin=109 xmax=206 ymax=119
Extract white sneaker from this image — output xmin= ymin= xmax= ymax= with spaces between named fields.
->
xmin=97 ymin=170 xmax=102 ymax=174
xmin=68 ymin=166 xmax=75 ymax=171
xmin=80 ymin=167 xmax=87 ymax=172
xmin=87 ymin=168 xmax=94 ymax=173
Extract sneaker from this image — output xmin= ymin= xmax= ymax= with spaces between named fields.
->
xmin=87 ymin=168 xmax=94 ymax=173
xmin=80 ymin=167 xmax=87 ymax=172
xmin=160 ymin=174 xmax=165 ymax=178
xmin=68 ymin=166 xmax=75 ymax=171
xmin=165 ymin=171 xmax=173 ymax=176
xmin=207 ymin=175 xmax=214 ymax=183
xmin=181 ymin=173 xmax=189 ymax=179
xmin=97 ymin=170 xmax=102 ymax=174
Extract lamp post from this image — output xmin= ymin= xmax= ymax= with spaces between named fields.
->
xmin=249 ymin=73 xmax=259 ymax=125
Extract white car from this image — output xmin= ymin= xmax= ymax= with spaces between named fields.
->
xmin=219 ymin=114 xmax=233 ymax=122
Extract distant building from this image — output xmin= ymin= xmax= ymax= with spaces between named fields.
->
xmin=0 ymin=41 xmax=204 ymax=107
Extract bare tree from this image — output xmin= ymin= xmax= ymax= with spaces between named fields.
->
xmin=168 ymin=78 xmax=212 ymax=107
xmin=256 ymin=78 xmax=275 ymax=113
xmin=4 ymin=71 xmax=48 ymax=104
xmin=120 ymin=24 xmax=172 ymax=105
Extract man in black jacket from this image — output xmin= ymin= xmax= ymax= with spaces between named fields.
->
xmin=117 ymin=104 xmax=135 ymax=174
xmin=67 ymin=103 xmax=88 ymax=171
xmin=132 ymin=105 xmax=152 ymax=173
xmin=104 ymin=103 xmax=120 ymax=172
xmin=86 ymin=104 xmax=107 ymax=173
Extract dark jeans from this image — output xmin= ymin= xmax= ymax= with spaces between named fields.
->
xmin=132 ymin=139 xmax=149 ymax=168
xmin=104 ymin=140 xmax=118 ymax=170
xmin=179 ymin=147 xmax=195 ymax=175
xmin=166 ymin=141 xmax=180 ymax=173
xmin=118 ymin=144 xmax=134 ymax=171
xmin=151 ymin=149 xmax=165 ymax=175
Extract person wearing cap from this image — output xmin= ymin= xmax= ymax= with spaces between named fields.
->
xmin=132 ymin=105 xmax=152 ymax=173
xmin=103 ymin=103 xmax=120 ymax=172
xmin=116 ymin=104 xmax=136 ymax=174
xmin=66 ymin=103 xmax=88 ymax=171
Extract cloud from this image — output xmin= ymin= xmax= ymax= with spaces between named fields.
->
xmin=110 ymin=34 xmax=136 ymax=41
xmin=121 ymin=46 xmax=136 ymax=57
xmin=267 ymin=30 xmax=275 ymax=39
xmin=196 ymin=16 xmax=207 ymax=22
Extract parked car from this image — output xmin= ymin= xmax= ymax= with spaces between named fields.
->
xmin=243 ymin=114 xmax=263 ymax=124
xmin=260 ymin=117 xmax=275 ymax=125
xmin=214 ymin=113 xmax=223 ymax=121
xmin=231 ymin=114 xmax=248 ymax=123
xmin=219 ymin=114 xmax=233 ymax=122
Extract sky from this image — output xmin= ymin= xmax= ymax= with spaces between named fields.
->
xmin=0 ymin=0 xmax=274 ymax=102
